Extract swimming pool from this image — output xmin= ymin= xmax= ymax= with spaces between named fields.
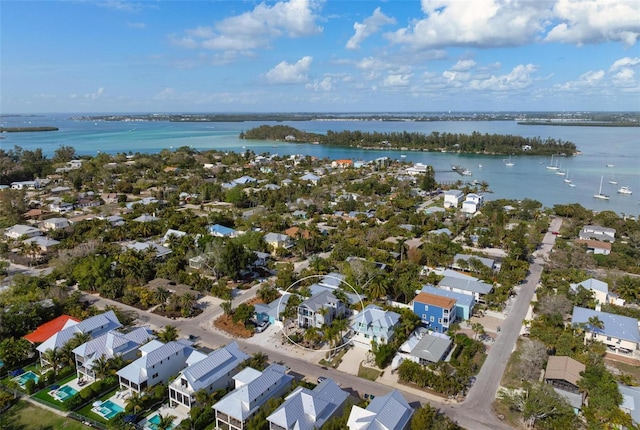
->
xmin=146 ymin=413 xmax=175 ymax=430
xmin=94 ymin=400 xmax=124 ymax=420
xmin=14 ymin=371 xmax=39 ymax=388
xmin=53 ymin=385 xmax=78 ymax=401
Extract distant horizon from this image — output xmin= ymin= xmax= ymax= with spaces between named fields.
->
xmin=2 ymin=1 xmax=638 ymax=113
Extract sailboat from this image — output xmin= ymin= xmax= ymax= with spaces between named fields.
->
xmin=505 ymin=155 xmax=514 ymax=167
xmin=608 ymin=170 xmax=618 ymax=185
xmin=593 ymin=176 xmax=610 ymax=200
xmin=546 ymin=154 xmax=559 ymax=170
xmin=555 ymin=160 xmax=565 ymax=175
xmin=564 ymin=170 xmax=572 ymax=184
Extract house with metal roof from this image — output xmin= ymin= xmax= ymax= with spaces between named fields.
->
xmin=23 ymin=236 xmax=61 ymax=252
xmin=117 ymin=339 xmax=197 ymax=393
xmin=443 ymin=190 xmax=464 ymax=208
xmin=572 ymin=307 xmax=640 ymax=353
xmin=579 ymin=225 xmax=616 ymax=243
xmin=570 ymin=278 xmax=624 ymax=309
xmin=267 ymin=378 xmax=349 ymax=430
xmin=412 ymin=292 xmax=456 ymax=333
xmin=347 ymin=389 xmax=414 ymax=430
xmin=4 ymin=224 xmax=43 ymax=240
xmin=73 ymin=327 xmax=155 ymax=382
xmin=263 ymin=232 xmax=294 ymax=255
xmin=212 ymin=363 xmax=293 ymax=430
xmin=169 ymin=341 xmax=249 ymax=410
xmin=297 ymin=290 xmax=346 ymax=329
xmin=37 ymin=311 xmax=122 ymax=369
xmin=126 ymin=241 xmax=172 ymax=259
xmin=208 ymin=224 xmax=237 ymax=238
xmin=351 ymin=305 xmax=400 ymax=350
xmin=406 ymin=332 xmax=453 ymax=365
xmin=420 ymin=285 xmax=475 ymax=321
xmin=619 ymin=384 xmax=640 ymax=426
xmin=438 ymin=275 xmax=493 ymax=304
xmin=41 ymin=217 xmax=69 ymax=231
xmin=451 ymin=253 xmax=496 ymax=272
xmin=254 ymin=294 xmax=291 ymax=325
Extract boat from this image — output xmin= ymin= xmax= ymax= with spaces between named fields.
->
xmin=618 ymin=186 xmax=633 ymax=195
xmin=606 ymin=164 xmax=614 ymax=168
xmin=568 ymin=183 xmax=576 ymax=188
xmin=546 ymin=154 xmax=559 ymax=170
xmin=608 ymin=170 xmax=618 ymax=185
xmin=400 ymin=154 xmax=407 ymax=158
xmin=478 ymin=164 xmax=483 ymax=168
xmin=593 ymin=176 xmax=610 ymax=200
xmin=564 ymin=170 xmax=572 ymax=183
xmin=505 ymin=155 xmax=514 ymax=167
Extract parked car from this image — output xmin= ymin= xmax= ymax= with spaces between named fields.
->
xmin=317 ymin=376 xmax=327 ymax=384
xmin=256 ymin=321 xmax=269 ymax=333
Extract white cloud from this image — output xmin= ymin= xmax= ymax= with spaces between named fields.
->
xmin=450 ymin=59 xmax=476 ymax=71
xmin=611 ymin=68 xmax=636 ymax=87
xmin=306 ymin=77 xmax=333 ymax=91
xmin=178 ymin=0 xmax=322 ymax=52
xmin=383 ymin=73 xmax=413 ymax=87
xmin=154 ymin=87 xmax=175 ymax=100
xmin=386 ymin=0 xmax=551 ymax=48
xmin=557 ymin=69 xmax=606 ymax=91
xmin=610 ymin=57 xmax=640 ymax=71
xmin=546 ymin=0 xmax=640 ymax=46
xmin=265 ymin=56 xmax=313 ymax=84
xmin=85 ymin=87 xmax=104 ymax=100
xmin=346 ymin=7 xmax=396 ymax=50
xmin=468 ymin=64 xmax=537 ymax=91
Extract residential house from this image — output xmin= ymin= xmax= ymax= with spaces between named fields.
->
xmin=50 ymin=186 xmax=71 ymax=194
xmin=438 ymin=276 xmax=493 ymax=304
xmin=619 ymin=384 xmax=640 ymax=426
xmin=299 ymin=173 xmax=321 ymax=185
xmin=331 ymin=159 xmax=353 ymax=168
xmin=73 ymin=327 xmax=155 ymax=382
xmin=572 ymin=307 xmax=640 ymax=353
xmin=544 ymin=356 xmax=585 ymax=412
xmin=267 ymin=378 xmax=349 ymax=430
xmin=405 ymin=332 xmax=453 ymax=365
xmin=101 ymin=193 xmax=120 ymax=204
xmin=443 ymin=190 xmax=464 ymax=208
xmin=351 ymin=305 xmax=400 ymax=349
xmin=49 ymin=202 xmax=74 ymax=214
xmin=347 ymin=389 xmax=414 ymax=430
xmin=575 ymin=239 xmax=612 ymax=255
xmin=297 ymin=290 xmax=346 ymax=329
xmin=570 ymin=278 xmax=625 ymax=310
xmin=451 ymin=253 xmax=496 ymax=272
xmin=169 ymin=341 xmax=249 ymax=410
xmin=209 ymin=223 xmax=236 ymax=238
xmin=405 ymin=163 xmax=428 ymax=175
xmin=42 ymin=217 xmax=69 ymax=231
xmin=23 ymin=236 xmax=60 ymax=253
xmin=412 ymin=292 xmax=456 ymax=333
xmin=263 ymin=232 xmax=293 ymax=255
xmin=11 ymin=180 xmax=42 ymax=190
xmin=212 ymin=363 xmax=293 ymax=430
xmin=125 ymin=197 xmax=159 ymax=210
xmin=126 ymin=241 xmax=172 ymax=259
xmin=117 ymin=339 xmax=196 ymax=393
xmin=254 ymin=294 xmax=291 ymax=325
xmin=462 ymin=199 xmax=479 ymax=214
xmin=283 ymin=226 xmax=311 ymax=240
xmin=103 ymin=215 xmax=124 ymax=227
xmin=133 ymin=213 xmax=160 ymax=223
xmin=37 ymin=311 xmax=122 ymax=368
xmin=24 ymin=315 xmax=80 ymax=344
xmin=420 ymin=285 xmax=474 ymax=321
xmin=4 ymin=224 xmax=43 ymax=240
xmin=428 ymin=227 xmax=452 ymax=238
xmin=579 ymin=225 xmax=616 ymax=243
xmin=162 ymin=229 xmax=187 ymax=245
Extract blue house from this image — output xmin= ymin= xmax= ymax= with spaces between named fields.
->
xmin=412 ymin=292 xmax=456 ymax=333
xmin=420 ymin=285 xmax=474 ymax=321
xmin=208 ymin=224 xmax=236 ymax=237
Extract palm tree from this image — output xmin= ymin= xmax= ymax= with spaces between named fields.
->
xmin=367 ymin=278 xmax=388 ymax=302
xmin=157 ymin=325 xmax=179 ymax=342
xmin=155 ymin=287 xmax=170 ymax=307
xmin=42 ymin=347 xmax=61 ymax=374
xmin=220 ymin=300 xmax=232 ymax=316
xmin=180 ymin=292 xmax=197 ymax=316
xmin=248 ymin=352 xmax=268 ymax=371
xmin=304 ymin=326 xmax=321 ymax=346
xmin=587 ymin=316 xmax=604 ymax=340
xmin=156 ymin=413 xmax=176 ymax=430
xmin=126 ymin=391 xmax=145 ymax=414
xmin=92 ymin=356 xmax=112 ymax=380
xmin=471 ymin=322 xmax=485 ymax=340
xmin=333 ymin=317 xmax=349 ymax=347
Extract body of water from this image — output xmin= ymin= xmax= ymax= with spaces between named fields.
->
xmin=1 ymin=114 xmax=638 ymax=215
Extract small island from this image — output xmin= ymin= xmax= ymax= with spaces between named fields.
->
xmin=0 ymin=126 xmax=59 ymax=133
xmin=239 ymin=125 xmax=578 ymax=156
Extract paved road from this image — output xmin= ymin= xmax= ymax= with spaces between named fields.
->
xmin=80 ymin=217 xmax=563 ymax=429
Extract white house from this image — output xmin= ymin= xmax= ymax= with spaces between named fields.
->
xmin=572 ymin=307 xmax=640 ymax=353
xmin=297 ymin=290 xmax=346 ymax=329
xmin=73 ymin=327 xmax=154 ymax=382
xmin=351 ymin=305 xmax=400 ymax=350
xmin=42 ymin=217 xmax=69 ymax=231
xmin=5 ymin=224 xmax=43 ymax=239
xmin=126 ymin=241 xmax=173 ymax=259
xmin=570 ymin=278 xmax=625 ymax=309
xmin=212 ymin=363 xmax=293 ymax=430
xmin=169 ymin=341 xmax=249 ymax=410
xmin=443 ymin=190 xmax=464 ymax=208
xmin=347 ymin=390 xmax=414 ymax=430
xmin=579 ymin=225 xmax=616 ymax=243
xmin=267 ymin=378 xmax=349 ymax=430
xmin=461 ymin=199 xmax=479 ymax=214
xmin=49 ymin=202 xmax=74 ymax=214
xmin=117 ymin=339 xmax=197 ymax=393
xmin=575 ymin=239 xmax=612 ymax=255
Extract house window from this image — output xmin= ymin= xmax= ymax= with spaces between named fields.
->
xmin=422 ymin=314 xmax=426 ymax=319
xmin=430 ymin=316 xmax=434 ymax=322
xmin=438 ymin=318 xmax=442 ymax=324
xmin=424 ymin=305 xmax=429 ymax=311
xmin=607 ymin=336 xmax=612 ymax=341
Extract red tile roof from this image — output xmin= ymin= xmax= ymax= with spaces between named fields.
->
xmin=23 ymin=315 xmax=80 ymax=344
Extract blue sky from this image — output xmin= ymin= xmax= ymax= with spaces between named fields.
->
xmin=2 ymin=0 xmax=639 ymax=113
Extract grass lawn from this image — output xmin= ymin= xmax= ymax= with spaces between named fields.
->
xmin=74 ymin=388 xmax=119 ymax=424
xmin=358 ymin=362 xmax=382 ymax=381
xmin=33 ymin=373 xmax=80 ymax=409
xmin=0 ymin=401 xmax=88 ymax=430
xmin=501 ymin=339 xmax=524 ymax=389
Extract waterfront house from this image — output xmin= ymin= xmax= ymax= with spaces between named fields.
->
xmin=347 ymin=389 xmax=414 ymax=430
xmin=5 ymin=224 xmax=43 ymax=240
xmin=37 ymin=311 xmax=122 ymax=369
xmin=331 ymin=159 xmax=353 ymax=168
xmin=443 ymin=190 xmax=464 ymax=208
xmin=73 ymin=327 xmax=155 ymax=382
xmin=267 ymin=378 xmax=349 ymax=430
xmin=579 ymin=225 xmax=616 ymax=243
xmin=212 ymin=363 xmax=293 ymax=430
xmin=420 ymin=285 xmax=474 ymax=321
xmin=351 ymin=304 xmax=400 ymax=350
xmin=297 ymin=290 xmax=346 ymax=329
xmin=412 ymin=292 xmax=456 ymax=333
xmin=169 ymin=341 xmax=249 ymax=410
xmin=438 ymin=275 xmax=493 ymax=304
xmin=117 ymin=339 xmax=196 ymax=393
xmin=572 ymin=307 xmax=640 ymax=353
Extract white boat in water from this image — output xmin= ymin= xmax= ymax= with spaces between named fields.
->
xmin=608 ymin=170 xmax=617 ymax=185
xmin=564 ymin=170 xmax=572 ymax=183
xmin=618 ymin=186 xmax=633 ymax=195
xmin=593 ymin=175 xmax=610 ymax=200
xmin=505 ymin=155 xmax=514 ymax=167
xmin=546 ymin=154 xmax=559 ymax=170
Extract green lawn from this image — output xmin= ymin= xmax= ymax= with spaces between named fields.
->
xmin=74 ymin=388 xmax=119 ymax=424
xmin=33 ymin=374 xmax=79 ymax=409
xmin=0 ymin=401 xmax=88 ymax=430
xmin=358 ymin=362 xmax=382 ymax=381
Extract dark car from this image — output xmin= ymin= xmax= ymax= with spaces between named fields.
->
xmin=317 ymin=376 xmax=327 ymax=384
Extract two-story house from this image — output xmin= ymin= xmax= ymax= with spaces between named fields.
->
xmin=572 ymin=306 xmax=640 ymax=353
xmin=570 ymin=278 xmax=625 ymax=310
xmin=412 ymin=292 xmax=456 ymax=333
xmin=351 ymin=305 xmax=400 ymax=350
xmin=297 ymin=290 xmax=346 ymax=329
xmin=347 ymin=390 xmax=414 ymax=430
xmin=212 ymin=363 xmax=293 ymax=430
xmin=169 ymin=341 xmax=249 ymax=410
xmin=437 ymin=275 xmax=493 ymax=304
xmin=117 ymin=340 xmax=197 ymax=393
xmin=443 ymin=190 xmax=464 ymax=208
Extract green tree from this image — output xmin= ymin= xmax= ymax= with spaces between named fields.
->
xmin=220 ymin=240 xmax=255 ymax=282
xmin=411 ymin=404 xmax=462 ymax=430
xmin=232 ymin=303 xmax=255 ymax=325
xmin=125 ymin=391 xmax=145 ymax=414
xmin=156 ymin=413 xmax=176 ymax=430
xmin=157 ymin=325 xmax=179 ymax=342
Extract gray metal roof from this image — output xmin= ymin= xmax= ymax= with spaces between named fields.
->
xmin=570 ymin=278 xmax=608 ymax=295
xmin=299 ymin=290 xmax=341 ymax=312
xmin=439 ymin=276 xmax=493 ymax=295
xmin=348 ymin=389 xmax=414 ymax=430
xmin=72 ymin=327 xmax=154 ymax=369
xmin=116 ymin=340 xmax=194 ymax=384
xmin=572 ymin=307 xmax=640 ymax=343
xmin=410 ymin=333 xmax=452 ymax=363
xmin=180 ymin=341 xmax=249 ymax=392
xmin=452 ymin=253 xmax=495 ymax=269
xmin=37 ymin=311 xmax=121 ymax=353
xmin=351 ymin=305 xmax=400 ymax=337
xmin=619 ymin=384 xmax=640 ymax=425
xmin=421 ymin=285 xmax=475 ymax=308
